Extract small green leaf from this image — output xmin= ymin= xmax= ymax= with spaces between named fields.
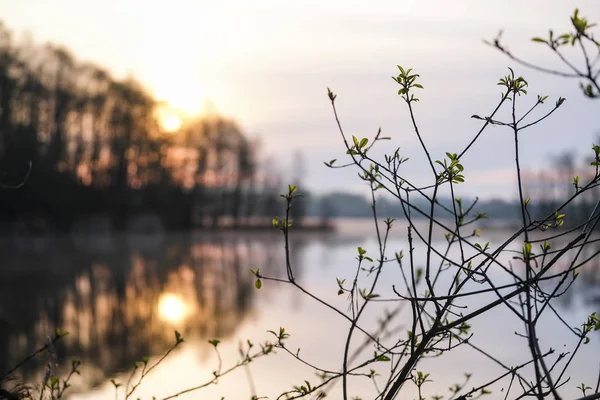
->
xmin=416 ymin=267 xmax=423 ymax=280
xmin=175 ymin=330 xmax=184 ymax=343
xmin=255 ymin=279 xmax=262 ymax=289
xmin=327 ymin=87 xmax=336 ymax=101
xmin=542 ymin=240 xmax=551 ymax=253
xmin=55 ymin=328 xmax=69 ymax=338
xmin=523 ymin=242 xmax=532 ymax=258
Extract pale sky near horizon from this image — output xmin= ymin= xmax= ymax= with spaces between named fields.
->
xmin=1 ymin=0 xmax=599 ymax=200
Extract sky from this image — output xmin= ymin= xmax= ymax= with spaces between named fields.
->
xmin=1 ymin=0 xmax=599 ymax=199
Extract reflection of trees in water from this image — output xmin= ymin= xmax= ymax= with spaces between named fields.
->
xmin=0 ymin=232 xmax=307 ymax=389
xmin=576 ymin=240 xmax=600 ymax=309
xmin=534 ymin=236 xmax=600 ymax=312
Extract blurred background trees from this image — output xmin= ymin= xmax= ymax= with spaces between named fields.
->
xmin=488 ymin=9 xmax=600 ymax=229
xmin=0 ymin=21 xmax=288 ymax=233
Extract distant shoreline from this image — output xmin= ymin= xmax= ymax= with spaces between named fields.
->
xmin=0 ymin=213 xmax=559 ymax=238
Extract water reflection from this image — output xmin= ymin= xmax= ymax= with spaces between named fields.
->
xmin=2 ymin=227 xmax=600 ymax=399
xmin=532 ymin=237 xmax=600 ymax=310
xmin=157 ymin=293 xmax=188 ymax=324
xmin=0 ymin=231 xmax=311 ymax=390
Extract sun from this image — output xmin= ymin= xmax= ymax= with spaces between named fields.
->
xmin=153 ymin=74 xmax=207 ymax=116
xmin=158 ymin=293 xmax=188 ymax=324
xmin=162 ymin=115 xmax=182 ymax=132
xmin=153 ymin=75 xmax=209 ymax=132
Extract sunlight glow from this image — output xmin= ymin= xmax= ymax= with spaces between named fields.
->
xmin=158 ymin=293 xmax=188 ymax=324
xmin=162 ymin=115 xmax=182 ymax=132
xmin=153 ymin=74 xmax=207 ymax=116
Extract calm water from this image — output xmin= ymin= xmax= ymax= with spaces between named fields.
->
xmin=2 ymin=219 xmax=600 ymax=399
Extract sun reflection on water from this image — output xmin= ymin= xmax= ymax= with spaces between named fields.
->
xmin=158 ymin=293 xmax=188 ymax=324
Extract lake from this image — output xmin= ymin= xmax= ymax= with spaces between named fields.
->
xmin=1 ymin=219 xmax=599 ymax=399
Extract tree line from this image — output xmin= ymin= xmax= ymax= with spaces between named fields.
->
xmin=0 ymin=21 xmax=291 ymax=233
